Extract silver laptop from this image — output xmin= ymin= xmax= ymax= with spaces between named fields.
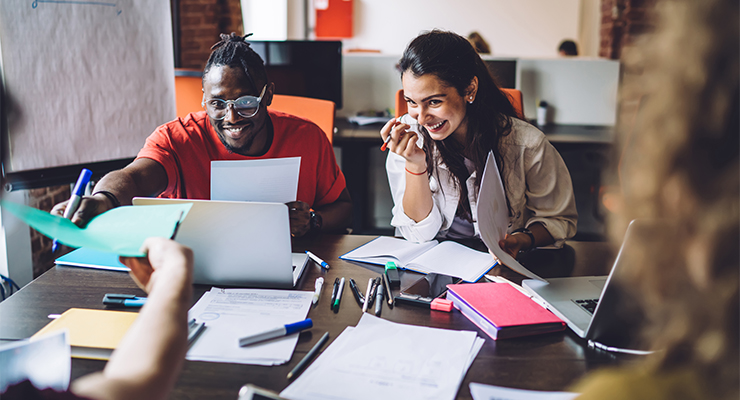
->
xmin=523 ymin=220 xmax=648 ymax=352
xmin=132 ymin=198 xmax=308 ymax=289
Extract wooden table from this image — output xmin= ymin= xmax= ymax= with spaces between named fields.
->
xmin=0 ymin=234 xmax=631 ymax=399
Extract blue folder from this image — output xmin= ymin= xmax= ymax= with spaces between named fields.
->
xmin=54 ymin=247 xmax=129 ymax=272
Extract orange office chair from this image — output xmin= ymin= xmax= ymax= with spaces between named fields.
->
xmin=395 ymin=88 xmax=524 ymax=120
xmin=269 ymin=94 xmax=336 ymax=144
xmin=174 ymin=69 xmax=203 ymax=119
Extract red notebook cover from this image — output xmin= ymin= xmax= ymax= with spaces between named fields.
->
xmin=447 ymin=282 xmax=565 ymax=340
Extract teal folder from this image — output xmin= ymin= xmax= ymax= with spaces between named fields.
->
xmin=54 ymin=247 xmax=129 ymax=272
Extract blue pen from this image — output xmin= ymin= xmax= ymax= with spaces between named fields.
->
xmin=305 ymin=251 xmax=330 ymax=269
xmin=53 ymin=168 xmax=92 ymax=252
xmin=103 ymin=293 xmax=147 ymax=308
xmin=238 ymin=318 xmax=313 ymax=347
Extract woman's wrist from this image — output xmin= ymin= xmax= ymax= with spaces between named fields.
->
xmin=404 ymin=162 xmax=427 ymax=175
xmin=512 ymin=228 xmax=536 ymax=249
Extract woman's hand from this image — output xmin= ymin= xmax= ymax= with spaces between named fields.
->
xmin=498 ymin=233 xmax=532 ymax=259
xmin=120 ymin=237 xmax=193 ymax=294
xmin=380 ymin=117 xmax=427 ymax=171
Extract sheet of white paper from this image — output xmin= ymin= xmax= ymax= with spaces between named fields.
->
xmin=281 ymin=314 xmax=483 ymax=400
xmin=186 ymin=287 xmax=313 ymax=365
xmin=407 ymin=241 xmax=495 ymax=282
xmin=0 ymin=330 xmax=70 ymax=392
xmin=211 ymin=157 xmax=301 ymax=203
xmin=469 ymin=382 xmax=579 ymax=400
xmin=477 ymin=152 xmax=545 ymax=281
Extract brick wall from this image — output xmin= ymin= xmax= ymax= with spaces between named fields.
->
xmin=599 ymin=0 xmax=656 ymax=59
xmin=27 ymin=0 xmax=243 ymax=278
xmin=178 ymin=0 xmax=243 ymax=70
xmin=27 ymin=186 xmax=71 ymax=277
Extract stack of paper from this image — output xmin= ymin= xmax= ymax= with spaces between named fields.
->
xmin=281 ymin=314 xmax=484 ymax=400
xmin=186 ymin=287 xmax=313 ymax=365
xmin=469 ymin=382 xmax=578 ymax=400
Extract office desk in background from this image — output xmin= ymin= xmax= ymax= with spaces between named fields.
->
xmin=334 ymin=119 xmax=615 ymax=240
xmin=0 ymin=234 xmax=630 ymax=400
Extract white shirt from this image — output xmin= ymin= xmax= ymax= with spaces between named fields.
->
xmin=386 ymin=118 xmax=578 ymax=246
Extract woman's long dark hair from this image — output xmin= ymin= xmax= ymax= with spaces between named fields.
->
xmin=398 ymin=30 xmax=519 ymax=220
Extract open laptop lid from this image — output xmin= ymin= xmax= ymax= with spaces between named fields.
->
xmin=524 ymin=219 xmax=648 ymax=351
xmin=584 ymin=220 xmax=648 ymax=350
xmin=132 ymin=198 xmax=295 ymax=289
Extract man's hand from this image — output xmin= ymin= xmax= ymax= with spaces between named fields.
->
xmin=286 ymin=201 xmax=311 ymax=237
xmin=50 ymin=193 xmax=114 ymax=228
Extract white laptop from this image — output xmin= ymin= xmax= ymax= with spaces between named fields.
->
xmin=523 ymin=219 xmax=649 ymax=352
xmin=132 ymin=198 xmax=308 ymax=289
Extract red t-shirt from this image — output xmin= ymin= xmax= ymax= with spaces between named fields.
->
xmin=137 ymin=110 xmax=346 ymax=208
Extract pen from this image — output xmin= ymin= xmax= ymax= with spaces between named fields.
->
xmin=53 ymin=168 xmax=92 ymax=252
xmin=348 ymin=278 xmax=365 ymax=306
xmin=333 ymin=277 xmax=345 ymax=313
xmin=330 ymin=278 xmax=339 ymax=310
xmin=375 ymin=278 xmax=384 ymax=316
xmin=102 ymin=293 xmax=147 ymax=308
xmin=305 ymin=251 xmax=330 ymax=269
xmin=238 ymin=318 xmax=313 ymax=347
xmin=380 ymin=133 xmax=393 ymax=151
xmin=287 ymin=331 xmax=330 ymax=380
xmin=381 ymin=272 xmax=394 ymax=308
xmin=312 ymin=277 xmax=324 ymax=305
xmin=170 ymin=211 xmax=184 ymax=240
xmin=187 ymin=318 xmax=206 ymax=345
xmin=362 ymin=278 xmax=373 ymax=313
xmin=368 ymin=277 xmax=380 ymax=308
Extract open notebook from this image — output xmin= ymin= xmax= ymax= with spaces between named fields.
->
xmin=340 ymin=236 xmax=494 ymax=282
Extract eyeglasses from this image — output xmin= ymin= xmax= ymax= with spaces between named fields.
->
xmin=202 ymin=85 xmax=267 ymax=120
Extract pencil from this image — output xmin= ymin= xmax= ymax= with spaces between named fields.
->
xmin=287 ymin=331 xmax=330 ymax=380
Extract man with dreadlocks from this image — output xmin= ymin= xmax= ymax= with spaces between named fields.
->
xmin=52 ymin=33 xmax=352 ymax=237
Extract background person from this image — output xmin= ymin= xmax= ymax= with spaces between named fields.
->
xmin=52 ymin=33 xmax=352 ymax=238
xmin=381 ymin=30 xmax=577 ymax=259
xmin=467 ymin=31 xmax=491 ymax=54
xmin=573 ymin=0 xmax=738 ymax=398
xmin=558 ymin=39 xmax=578 ymax=56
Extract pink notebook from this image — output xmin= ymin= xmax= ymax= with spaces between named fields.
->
xmin=447 ymin=282 xmax=565 ymax=340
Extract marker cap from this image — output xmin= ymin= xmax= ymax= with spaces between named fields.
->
xmin=285 ymin=318 xmax=313 ymax=335
xmin=431 ymin=298 xmax=454 ymax=312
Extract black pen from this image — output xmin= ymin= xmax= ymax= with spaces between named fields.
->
xmin=287 ymin=331 xmax=330 ymax=380
xmin=375 ymin=278 xmax=384 ymax=316
xmin=330 ymin=278 xmax=339 ymax=311
xmin=349 ymin=278 xmax=365 ymax=306
xmin=333 ymin=277 xmax=345 ymax=313
xmin=381 ymin=272 xmax=394 ymax=308
xmin=368 ymin=277 xmax=380 ymax=307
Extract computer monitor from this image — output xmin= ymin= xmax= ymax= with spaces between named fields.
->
xmin=248 ymin=40 xmax=343 ymax=109
xmin=485 ymin=59 xmax=517 ymax=89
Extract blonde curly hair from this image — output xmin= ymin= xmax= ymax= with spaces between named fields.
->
xmin=612 ymin=0 xmax=738 ymax=397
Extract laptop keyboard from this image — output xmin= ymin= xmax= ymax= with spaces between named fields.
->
xmin=573 ymin=298 xmax=599 ymax=315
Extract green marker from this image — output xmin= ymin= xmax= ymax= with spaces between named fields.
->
xmin=332 ymin=277 xmax=345 ymax=313
xmin=385 ymin=261 xmax=401 ymax=288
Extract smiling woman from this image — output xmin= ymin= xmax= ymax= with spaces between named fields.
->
xmin=380 ymin=30 xmax=577 ymax=264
